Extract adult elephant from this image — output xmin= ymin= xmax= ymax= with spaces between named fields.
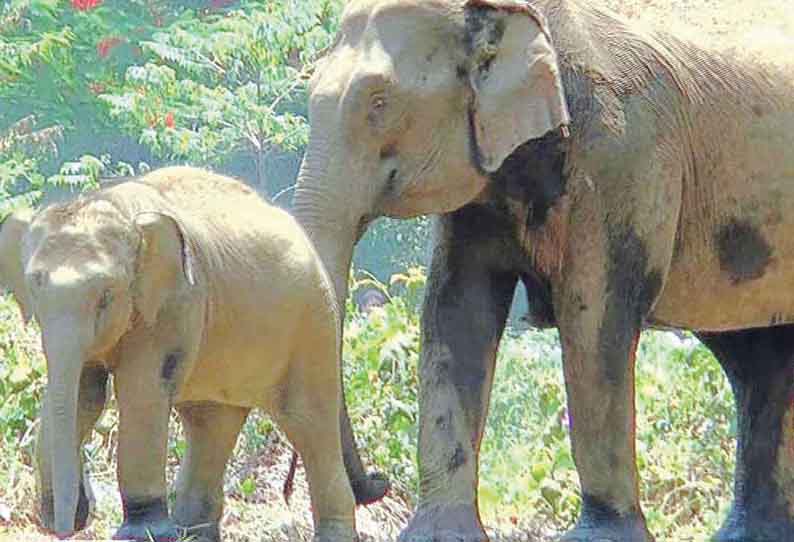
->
xmin=293 ymin=0 xmax=794 ymax=541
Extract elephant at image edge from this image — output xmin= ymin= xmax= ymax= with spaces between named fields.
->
xmin=0 ymin=166 xmax=386 ymax=542
xmin=293 ymin=0 xmax=794 ymax=541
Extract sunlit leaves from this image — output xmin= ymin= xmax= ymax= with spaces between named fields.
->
xmin=96 ymin=0 xmax=341 ymax=188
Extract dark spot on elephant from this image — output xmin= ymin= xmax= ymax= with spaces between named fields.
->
xmin=379 ymin=143 xmax=397 ymax=160
xmin=161 ymin=350 xmax=184 ymax=394
xmin=715 ymin=220 xmax=772 ymax=284
xmin=599 ymin=227 xmax=663 ymax=384
xmin=490 ymin=130 xmax=569 ymax=230
xmin=463 ymin=5 xmax=506 ymax=75
xmin=448 ymin=442 xmax=467 ymax=473
xmin=436 ymin=410 xmax=453 ymax=432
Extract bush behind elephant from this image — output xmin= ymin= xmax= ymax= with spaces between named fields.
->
xmin=0 ymin=166 xmax=385 ymax=542
xmin=292 ymin=0 xmax=794 ymax=541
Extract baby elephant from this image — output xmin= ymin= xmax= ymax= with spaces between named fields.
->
xmin=0 ymin=167 xmax=357 ymax=542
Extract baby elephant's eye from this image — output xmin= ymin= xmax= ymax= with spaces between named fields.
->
xmin=97 ymin=289 xmax=113 ymax=311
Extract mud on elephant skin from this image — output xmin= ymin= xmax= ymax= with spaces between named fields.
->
xmin=293 ymin=0 xmax=794 ymax=541
xmin=0 ymin=166 xmax=387 ymax=542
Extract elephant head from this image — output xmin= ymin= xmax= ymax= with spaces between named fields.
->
xmin=294 ymin=0 xmax=569 ymax=315
xmin=0 ymin=200 xmax=194 ymax=539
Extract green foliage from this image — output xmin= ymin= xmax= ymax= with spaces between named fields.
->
xmin=344 ymin=274 xmax=423 ymax=491
xmin=0 ymin=0 xmax=167 ymax=130
xmin=0 ymin=294 xmax=45 ymax=491
xmin=98 ymin=0 xmax=340 ymax=192
xmin=0 ymin=115 xmax=121 ymax=219
xmin=355 ymin=217 xmax=432 ymax=282
xmin=1 ymin=0 xmax=340 ymax=200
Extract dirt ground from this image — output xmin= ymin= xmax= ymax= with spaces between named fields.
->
xmin=1 ymin=1 xmax=792 ymax=542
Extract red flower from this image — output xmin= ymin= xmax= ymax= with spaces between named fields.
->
xmin=164 ymin=112 xmax=175 ymax=129
xmin=88 ymin=82 xmax=106 ymax=95
xmin=96 ymin=36 xmax=123 ymax=59
xmin=71 ymin=0 xmax=103 ymax=11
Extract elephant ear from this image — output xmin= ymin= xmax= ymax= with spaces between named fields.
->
xmin=133 ymin=212 xmax=196 ymax=326
xmin=464 ymin=0 xmax=570 ymax=172
xmin=0 ymin=209 xmax=34 ymax=323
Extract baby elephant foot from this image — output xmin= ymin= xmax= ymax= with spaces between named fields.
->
xmin=114 ymin=497 xmax=180 ymax=542
xmin=351 ymin=471 xmax=390 ymax=506
xmin=313 ymin=519 xmax=357 ymax=542
xmin=399 ymin=503 xmax=487 ymax=542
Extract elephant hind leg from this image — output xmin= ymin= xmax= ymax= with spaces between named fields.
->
xmin=696 ymin=326 xmax=794 ymax=542
xmin=173 ymin=402 xmax=249 ymax=542
xmin=273 ymin=346 xmax=356 ymax=542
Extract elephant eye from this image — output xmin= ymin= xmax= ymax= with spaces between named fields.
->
xmin=371 ymin=95 xmax=386 ymax=111
xmin=368 ymin=93 xmax=387 ymax=125
xmin=97 ymin=289 xmax=113 ymax=311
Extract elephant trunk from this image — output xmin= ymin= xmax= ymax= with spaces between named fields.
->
xmin=43 ymin=332 xmax=83 ymax=539
xmin=293 ymin=133 xmax=389 ymax=504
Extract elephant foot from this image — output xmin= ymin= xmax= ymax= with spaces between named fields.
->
xmin=713 ymin=513 xmax=794 ymax=542
xmin=114 ymin=518 xmax=180 ymax=542
xmin=560 ymin=519 xmax=653 ymax=542
xmin=114 ymin=496 xmax=179 ymax=542
xmin=351 ymin=471 xmax=390 ymax=506
xmin=179 ymin=521 xmax=221 ymax=542
xmin=398 ymin=503 xmax=487 ymax=542
xmin=313 ymin=519 xmax=357 ymax=542
xmin=38 ymin=479 xmax=94 ymax=534
xmin=561 ymin=497 xmax=652 ymax=542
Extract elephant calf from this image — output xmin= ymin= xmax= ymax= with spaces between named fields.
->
xmin=0 ymin=166 xmax=364 ymax=542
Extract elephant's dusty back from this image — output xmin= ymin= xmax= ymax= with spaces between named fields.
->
xmin=140 ymin=167 xmax=337 ymax=354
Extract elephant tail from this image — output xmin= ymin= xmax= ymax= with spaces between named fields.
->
xmin=282 ymin=450 xmax=298 ymax=505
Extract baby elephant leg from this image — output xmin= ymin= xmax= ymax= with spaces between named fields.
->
xmin=173 ymin=402 xmax=249 ymax=542
xmin=274 ymin=347 xmax=356 ymax=542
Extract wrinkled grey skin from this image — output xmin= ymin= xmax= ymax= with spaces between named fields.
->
xmin=294 ymin=0 xmax=794 ymax=541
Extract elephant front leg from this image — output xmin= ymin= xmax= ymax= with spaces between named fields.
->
xmin=400 ymin=233 xmax=517 ymax=542
xmin=173 ymin=402 xmax=249 ymax=542
xmin=36 ymin=366 xmax=108 ymax=533
xmin=697 ymin=326 xmax=794 ymax=542
xmin=555 ymin=230 xmax=665 ymax=542
xmin=113 ymin=347 xmax=179 ymax=542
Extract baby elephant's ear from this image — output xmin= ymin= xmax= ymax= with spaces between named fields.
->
xmin=465 ymin=0 xmax=570 ymax=172
xmin=0 ymin=209 xmax=34 ymax=323
xmin=133 ymin=212 xmax=196 ymax=326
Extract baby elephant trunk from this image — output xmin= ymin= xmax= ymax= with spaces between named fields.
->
xmin=44 ymin=341 xmax=83 ymax=539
